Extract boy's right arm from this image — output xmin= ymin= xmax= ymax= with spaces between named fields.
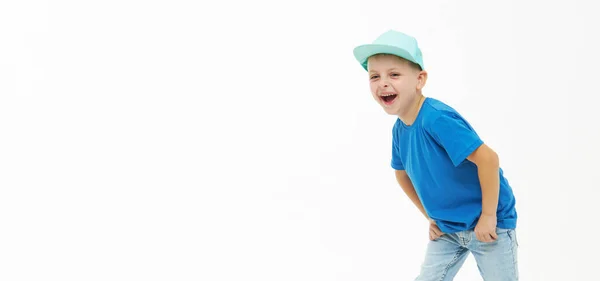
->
xmin=394 ymin=170 xmax=429 ymax=220
xmin=395 ymin=170 xmax=444 ymax=240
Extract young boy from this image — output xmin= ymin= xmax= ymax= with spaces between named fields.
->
xmin=353 ymin=30 xmax=519 ymax=280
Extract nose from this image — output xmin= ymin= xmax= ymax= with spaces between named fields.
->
xmin=379 ymin=77 xmax=390 ymax=88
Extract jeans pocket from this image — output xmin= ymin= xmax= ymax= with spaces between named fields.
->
xmin=506 ymin=229 xmax=519 ymax=247
xmin=495 ymin=227 xmax=510 ymax=234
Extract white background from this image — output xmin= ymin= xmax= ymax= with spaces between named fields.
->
xmin=1 ymin=0 xmax=599 ymax=280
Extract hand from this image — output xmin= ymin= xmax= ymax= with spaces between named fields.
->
xmin=429 ymin=219 xmax=444 ymax=241
xmin=475 ymin=213 xmax=498 ymax=242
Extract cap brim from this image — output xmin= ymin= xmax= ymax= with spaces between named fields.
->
xmin=353 ymin=44 xmax=418 ymax=71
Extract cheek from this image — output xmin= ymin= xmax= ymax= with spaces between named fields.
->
xmin=394 ymin=80 xmax=414 ymax=93
xmin=369 ymin=83 xmax=378 ymax=95
xmin=406 ymin=79 xmax=419 ymax=90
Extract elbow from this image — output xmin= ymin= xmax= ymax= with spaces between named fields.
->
xmin=487 ymin=150 xmax=500 ymax=167
xmin=480 ymin=149 xmax=499 ymax=168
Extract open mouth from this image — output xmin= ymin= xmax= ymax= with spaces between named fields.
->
xmin=380 ymin=94 xmax=397 ymax=105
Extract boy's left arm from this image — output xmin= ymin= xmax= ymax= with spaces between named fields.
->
xmin=467 ymin=143 xmax=500 ymax=243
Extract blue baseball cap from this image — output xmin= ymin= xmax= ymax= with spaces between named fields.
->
xmin=353 ymin=30 xmax=424 ymax=71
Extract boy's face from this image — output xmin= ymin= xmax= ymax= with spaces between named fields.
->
xmin=367 ymin=54 xmax=426 ymax=116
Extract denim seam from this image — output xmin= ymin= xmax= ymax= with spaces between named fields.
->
xmin=438 ymin=247 xmax=465 ymax=281
xmin=507 ymin=230 xmax=518 ymax=279
xmin=464 ymin=231 xmax=471 ymax=246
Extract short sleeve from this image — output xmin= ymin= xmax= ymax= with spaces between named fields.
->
xmin=391 ymin=127 xmax=404 ymax=170
xmin=427 ymin=112 xmax=483 ymax=167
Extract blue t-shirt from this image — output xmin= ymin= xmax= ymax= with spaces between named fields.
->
xmin=391 ymin=97 xmax=517 ymax=233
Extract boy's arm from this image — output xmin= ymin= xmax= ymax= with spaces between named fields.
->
xmin=394 ymin=170 xmax=429 ymax=220
xmin=467 ymin=143 xmax=500 ymax=216
xmin=467 ymin=143 xmax=500 ymax=242
xmin=395 ymin=170 xmax=444 ymax=240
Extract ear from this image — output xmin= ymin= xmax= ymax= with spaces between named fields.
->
xmin=416 ymin=70 xmax=428 ymax=90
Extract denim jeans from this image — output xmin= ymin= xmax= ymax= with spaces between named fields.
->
xmin=415 ymin=227 xmax=519 ymax=281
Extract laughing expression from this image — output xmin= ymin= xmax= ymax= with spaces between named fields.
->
xmin=367 ymin=54 xmax=425 ymax=116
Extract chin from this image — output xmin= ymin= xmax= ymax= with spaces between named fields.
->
xmin=382 ymin=107 xmax=398 ymax=116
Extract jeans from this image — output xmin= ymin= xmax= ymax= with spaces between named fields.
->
xmin=415 ymin=228 xmax=519 ymax=281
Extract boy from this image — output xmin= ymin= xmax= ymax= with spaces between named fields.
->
xmin=353 ymin=30 xmax=519 ymax=280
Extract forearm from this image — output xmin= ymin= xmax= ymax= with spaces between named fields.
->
xmin=467 ymin=144 xmax=501 ymax=217
xmin=404 ymin=186 xmax=429 ymax=219
xmin=477 ymin=157 xmax=500 ymax=216
xmin=395 ymin=172 xmax=429 ymax=220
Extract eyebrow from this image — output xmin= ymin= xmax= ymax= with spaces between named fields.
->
xmin=369 ymin=68 xmax=401 ymax=74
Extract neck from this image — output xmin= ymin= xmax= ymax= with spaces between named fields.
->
xmin=399 ymin=93 xmax=425 ymax=126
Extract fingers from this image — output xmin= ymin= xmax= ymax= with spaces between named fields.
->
xmin=477 ymin=234 xmax=486 ymax=242
xmin=475 ymin=231 xmax=498 ymax=243
xmin=490 ymin=230 xmax=498 ymax=241
xmin=431 ymin=225 xmax=443 ymax=237
xmin=429 ymin=225 xmax=443 ymax=241
xmin=476 ymin=232 xmax=489 ymax=242
xmin=429 ymin=230 xmax=441 ymax=241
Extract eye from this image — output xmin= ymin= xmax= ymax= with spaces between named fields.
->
xmin=370 ymin=75 xmax=379 ymax=80
xmin=390 ymin=73 xmax=400 ymax=77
